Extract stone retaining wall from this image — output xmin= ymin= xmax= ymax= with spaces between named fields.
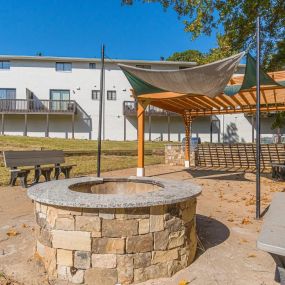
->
xmin=34 ymin=199 xmax=197 ymax=284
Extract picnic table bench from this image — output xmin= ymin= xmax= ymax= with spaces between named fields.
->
xmin=272 ymin=164 xmax=285 ymax=180
xmin=3 ymin=150 xmax=76 ymax=188
xmin=257 ymin=192 xmax=285 ymax=284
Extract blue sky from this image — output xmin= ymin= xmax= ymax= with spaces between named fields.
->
xmin=0 ymin=0 xmax=219 ymax=60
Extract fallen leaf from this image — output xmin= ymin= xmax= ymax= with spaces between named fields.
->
xmin=247 ymin=253 xmax=256 ymax=258
xmin=179 ymin=280 xmax=189 ymax=285
xmin=241 ymin=217 xmax=252 ymax=225
xmin=6 ymin=229 xmax=20 ymax=237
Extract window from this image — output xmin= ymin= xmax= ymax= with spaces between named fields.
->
xmin=135 ymin=64 xmax=151 ymax=69
xmin=0 ymin=89 xmax=16 ymax=110
xmin=89 ymin=63 xmax=96 ymax=69
xmin=50 ymin=90 xmax=70 ymax=111
xmin=0 ymin=88 xmax=16 ymax=99
xmin=56 ymin=62 xmax=72 ymax=72
xmin=0 ymin=61 xmax=10 ymax=70
xmin=92 ymin=90 xmax=100 ymax=100
xmin=107 ymin=90 xmax=116 ymax=101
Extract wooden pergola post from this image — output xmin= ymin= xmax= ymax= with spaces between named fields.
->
xmin=183 ymin=111 xmax=192 ymax=168
xmin=137 ymin=100 xmax=147 ymax=177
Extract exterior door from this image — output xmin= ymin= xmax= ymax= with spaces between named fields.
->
xmin=50 ymin=90 xmax=70 ymax=111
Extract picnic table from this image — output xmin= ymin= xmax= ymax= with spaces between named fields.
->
xmin=257 ymin=192 xmax=285 ymax=284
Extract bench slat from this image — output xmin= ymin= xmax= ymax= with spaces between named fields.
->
xmin=3 ymin=150 xmax=65 ymax=167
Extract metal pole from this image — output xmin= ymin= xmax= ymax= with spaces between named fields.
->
xmin=256 ymin=16 xmax=261 ymax=219
xmin=97 ymin=44 xmax=105 ymax=177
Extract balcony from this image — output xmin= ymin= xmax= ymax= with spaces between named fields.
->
xmin=123 ymin=101 xmax=179 ymax=117
xmin=0 ymin=99 xmax=76 ymax=114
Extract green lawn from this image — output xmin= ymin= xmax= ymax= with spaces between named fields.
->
xmin=0 ymin=136 xmax=166 ymax=186
xmin=0 ymin=135 xmax=167 ymax=151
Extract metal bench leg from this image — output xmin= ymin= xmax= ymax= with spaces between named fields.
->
xmin=54 ymin=168 xmax=60 ymax=180
xmin=9 ymin=172 xmax=18 ymax=186
xmin=64 ymin=168 xmax=71 ymax=179
xmin=19 ymin=174 xmax=28 ymax=188
xmin=271 ymin=254 xmax=285 ymax=284
xmin=34 ymin=168 xmax=41 ymax=183
xmin=43 ymin=170 xmax=52 ymax=182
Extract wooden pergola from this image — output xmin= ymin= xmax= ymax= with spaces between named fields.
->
xmin=135 ymin=70 xmax=285 ymax=176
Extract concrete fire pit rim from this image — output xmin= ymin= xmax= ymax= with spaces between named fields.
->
xmin=27 ymin=176 xmax=201 ymax=208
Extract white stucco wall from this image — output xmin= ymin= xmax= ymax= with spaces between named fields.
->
xmin=0 ymin=56 xmax=277 ymax=142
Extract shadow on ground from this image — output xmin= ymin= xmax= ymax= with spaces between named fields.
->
xmin=196 ymin=214 xmax=230 ymax=257
xmin=185 ymin=168 xmax=249 ymax=181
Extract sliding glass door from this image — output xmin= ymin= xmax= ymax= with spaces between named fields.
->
xmin=50 ymin=90 xmax=70 ymax=111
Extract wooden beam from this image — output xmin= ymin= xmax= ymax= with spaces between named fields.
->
xmin=189 ymin=104 xmax=285 ymax=117
xmin=168 ymin=98 xmax=189 ymax=109
xmin=211 ymin=97 xmax=228 ymax=108
xmin=249 ymin=91 xmax=257 ymax=103
xmin=273 ymin=89 xmax=277 ymax=106
xmin=150 ymin=100 xmax=183 ymax=114
xmin=183 ymin=112 xmax=192 ymax=167
xmin=230 ymin=95 xmax=244 ymax=107
xmin=238 ymin=92 xmax=251 ymax=106
xmin=183 ymin=98 xmax=205 ymax=110
xmin=189 ymin=96 xmax=218 ymax=110
xmin=201 ymin=96 xmax=222 ymax=109
xmin=261 ymin=90 xmax=268 ymax=105
xmin=218 ymin=95 xmax=236 ymax=108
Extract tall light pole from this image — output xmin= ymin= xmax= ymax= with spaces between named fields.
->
xmin=97 ymin=44 xmax=105 ymax=177
xmin=256 ymin=16 xmax=261 ymax=219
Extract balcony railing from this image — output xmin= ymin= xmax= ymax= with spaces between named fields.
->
xmin=0 ymin=99 xmax=76 ymax=114
xmin=123 ymin=101 xmax=178 ymax=116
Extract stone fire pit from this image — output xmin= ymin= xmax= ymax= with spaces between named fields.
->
xmin=28 ymin=177 xmax=201 ymax=284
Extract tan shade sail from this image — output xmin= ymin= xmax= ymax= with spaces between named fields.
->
xmin=119 ymin=52 xmax=245 ymax=98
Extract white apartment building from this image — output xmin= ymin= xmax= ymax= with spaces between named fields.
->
xmin=0 ymin=55 xmax=278 ymax=142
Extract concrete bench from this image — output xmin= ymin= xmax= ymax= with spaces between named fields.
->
xmin=257 ymin=192 xmax=285 ymax=284
xmin=3 ymin=150 xmax=76 ymax=188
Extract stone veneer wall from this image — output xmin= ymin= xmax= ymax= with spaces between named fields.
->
xmin=34 ymin=199 xmax=197 ymax=285
xmin=165 ymin=144 xmax=196 ymax=166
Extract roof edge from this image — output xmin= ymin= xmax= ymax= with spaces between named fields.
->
xmin=0 ymin=54 xmax=197 ymax=66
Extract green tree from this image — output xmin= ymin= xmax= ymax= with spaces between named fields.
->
xmin=122 ymin=0 xmax=285 ymax=67
xmin=267 ymin=39 xmax=285 ymax=71
xmin=167 ymin=34 xmax=236 ymax=64
xmin=167 ymin=49 xmax=204 ymax=63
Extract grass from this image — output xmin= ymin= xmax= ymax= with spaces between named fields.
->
xmin=0 ymin=136 xmax=166 ymax=186
xmin=0 ymin=135 xmax=167 ymax=151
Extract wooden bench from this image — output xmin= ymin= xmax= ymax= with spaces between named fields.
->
xmin=272 ymin=164 xmax=285 ymax=180
xmin=3 ymin=150 xmax=76 ymax=188
xmin=257 ymin=192 xmax=285 ymax=284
